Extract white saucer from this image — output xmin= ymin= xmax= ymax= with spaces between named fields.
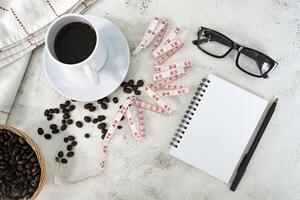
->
xmin=43 ymin=16 xmax=130 ymax=101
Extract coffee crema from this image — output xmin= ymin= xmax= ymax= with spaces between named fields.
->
xmin=54 ymin=22 xmax=97 ymax=64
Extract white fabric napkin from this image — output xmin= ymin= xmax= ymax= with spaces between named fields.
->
xmin=0 ymin=0 xmax=96 ymax=124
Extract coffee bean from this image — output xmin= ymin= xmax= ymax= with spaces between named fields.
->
xmin=62 ymin=109 xmax=69 ymax=114
xmin=37 ymin=128 xmax=44 ymax=135
xmin=121 ymin=116 xmax=125 ymax=121
xmin=134 ymin=90 xmax=141 ymax=95
xmin=71 ymin=99 xmax=77 ymax=102
xmin=55 ymin=157 xmax=60 ymax=162
xmin=89 ymin=106 xmax=96 ymax=112
xmin=117 ymin=126 xmax=122 ymax=129
xmin=62 ymin=119 xmax=66 ymax=124
xmin=47 ymin=115 xmax=53 ymax=121
xmin=128 ymin=79 xmax=134 ymax=86
xmin=67 ymin=152 xmax=74 ymax=157
xmin=59 ymin=104 xmax=65 ymax=109
xmin=61 ymin=124 xmax=67 ymax=131
xmin=63 ymin=113 xmax=70 ymax=119
xmin=63 ymin=137 xmax=68 ymax=143
xmin=101 ymin=134 xmax=105 ymax=139
xmin=61 ymin=158 xmax=68 ymax=164
xmin=92 ymin=118 xmax=98 ymax=124
xmin=44 ymin=109 xmax=49 ymax=116
xmin=71 ymin=141 xmax=77 ymax=147
xmin=132 ymin=85 xmax=138 ymax=91
xmin=84 ymin=133 xmax=90 ymax=138
xmin=98 ymin=123 xmax=107 ymax=130
xmin=44 ymin=134 xmax=51 ymax=140
xmin=67 ymin=145 xmax=73 ymax=151
xmin=68 ymin=105 xmax=75 ymax=111
xmin=68 ymin=135 xmax=75 ymax=141
xmin=84 ymin=116 xmax=91 ymax=123
xmin=66 ymin=119 xmax=73 ymax=125
xmin=97 ymin=99 xmax=102 ymax=104
xmin=50 ymin=124 xmax=57 ymax=130
xmin=64 ymin=100 xmax=71 ymax=107
xmin=76 ymin=121 xmax=83 ymax=128
xmin=119 ymin=105 xmax=123 ymax=109
xmin=121 ymin=82 xmax=127 ymax=87
xmin=54 ymin=108 xmax=59 ymax=113
xmin=49 ymin=108 xmax=54 ymax=113
xmin=137 ymin=80 xmax=144 ymax=87
xmin=101 ymin=103 xmax=108 ymax=110
xmin=112 ymin=97 xmax=119 ymax=104
xmin=102 ymin=97 xmax=110 ymax=103
xmin=123 ymin=87 xmax=132 ymax=93
xmin=102 ymin=129 xmax=108 ymax=134
xmin=97 ymin=115 xmax=106 ymax=121
xmin=84 ymin=103 xmax=93 ymax=109
xmin=58 ymin=151 xmax=64 ymax=158
xmin=52 ymin=129 xmax=59 ymax=134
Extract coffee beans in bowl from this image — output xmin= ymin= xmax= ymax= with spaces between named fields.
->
xmin=0 ymin=124 xmax=45 ymax=200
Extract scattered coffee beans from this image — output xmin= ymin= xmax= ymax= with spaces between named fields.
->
xmin=52 ymin=129 xmax=59 ymax=134
xmin=134 ymin=90 xmax=141 ymax=95
xmin=102 ymin=129 xmax=108 ymax=134
xmin=61 ymin=124 xmax=67 ymax=131
xmin=71 ymin=141 xmax=77 ymax=147
xmin=47 ymin=115 xmax=53 ymax=121
xmin=98 ymin=123 xmax=107 ymax=130
xmin=92 ymin=118 xmax=98 ymax=124
xmin=58 ymin=151 xmax=64 ymax=158
xmin=63 ymin=113 xmax=70 ymax=119
xmin=67 ymin=145 xmax=73 ymax=151
xmin=101 ymin=103 xmax=108 ymax=110
xmin=50 ymin=124 xmax=57 ymax=130
xmin=97 ymin=115 xmax=105 ymax=121
xmin=64 ymin=100 xmax=71 ymax=107
xmin=68 ymin=105 xmax=75 ymax=111
xmin=44 ymin=110 xmax=49 ymax=116
xmin=84 ymin=103 xmax=92 ymax=109
xmin=137 ymin=80 xmax=144 ymax=87
xmin=117 ymin=126 xmax=122 ymax=129
xmin=37 ymin=128 xmax=44 ymax=135
xmin=44 ymin=133 xmax=52 ymax=139
xmin=66 ymin=119 xmax=73 ymax=125
xmin=89 ymin=106 xmax=96 ymax=112
xmin=63 ymin=137 xmax=68 ymax=143
xmin=84 ymin=133 xmax=90 ymax=138
xmin=61 ymin=158 xmax=68 ymax=164
xmin=75 ymin=121 xmax=83 ymax=128
xmin=112 ymin=97 xmax=119 ymax=104
xmin=68 ymin=135 xmax=75 ymax=141
xmin=84 ymin=116 xmax=91 ymax=123
xmin=120 ymin=79 xmax=144 ymax=95
xmin=67 ymin=151 xmax=74 ymax=157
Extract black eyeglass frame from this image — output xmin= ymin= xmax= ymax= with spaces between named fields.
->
xmin=193 ymin=26 xmax=278 ymax=78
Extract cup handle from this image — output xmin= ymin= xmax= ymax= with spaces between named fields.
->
xmin=83 ymin=64 xmax=99 ymax=85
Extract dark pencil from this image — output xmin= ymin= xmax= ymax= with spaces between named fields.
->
xmin=230 ymin=98 xmax=278 ymax=191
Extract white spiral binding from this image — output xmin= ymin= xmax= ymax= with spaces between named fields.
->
xmin=170 ymin=78 xmax=211 ymax=148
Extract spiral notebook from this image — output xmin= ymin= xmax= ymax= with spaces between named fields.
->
xmin=169 ymin=74 xmax=269 ymax=184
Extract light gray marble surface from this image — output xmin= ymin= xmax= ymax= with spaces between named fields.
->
xmin=7 ymin=0 xmax=300 ymax=199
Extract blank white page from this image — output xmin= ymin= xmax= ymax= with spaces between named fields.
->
xmin=169 ymin=74 xmax=268 ymax=183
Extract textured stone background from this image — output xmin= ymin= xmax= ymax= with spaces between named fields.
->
xmin=7 ymin=0 xmax=300 ymax=199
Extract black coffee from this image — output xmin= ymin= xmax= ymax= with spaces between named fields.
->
xmin=54 ymin=22 xmax=96 ymax=64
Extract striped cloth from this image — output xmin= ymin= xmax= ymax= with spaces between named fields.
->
xmin=0 ymin=0 xmax=96 ymax=124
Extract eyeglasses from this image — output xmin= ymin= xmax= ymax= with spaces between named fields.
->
xmin=192 ymin=27 xmax=278 ymax=78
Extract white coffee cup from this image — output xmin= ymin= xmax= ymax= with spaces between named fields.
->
xmin=45 ymin=14 xmax=107 ymax=85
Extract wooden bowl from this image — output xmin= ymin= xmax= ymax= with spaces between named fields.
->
xmin=0 ymin=124 xmax=45 ymax=200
